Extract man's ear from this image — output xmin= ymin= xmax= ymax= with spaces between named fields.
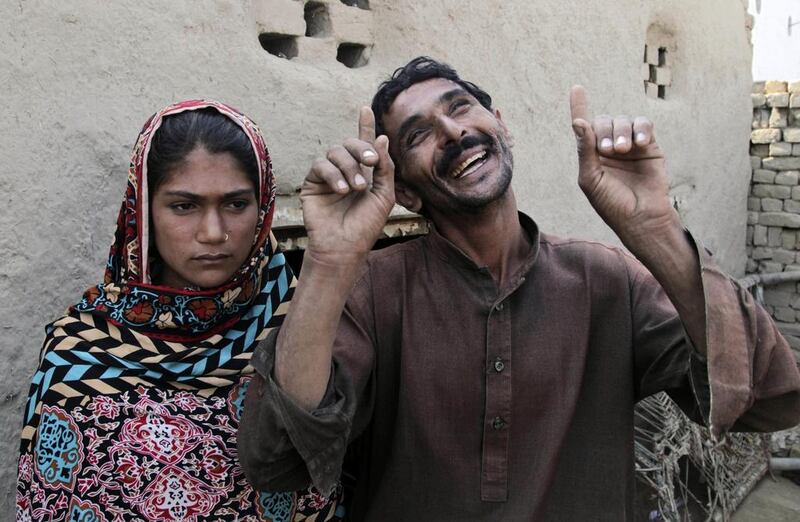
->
xmin=395 ymin=181 xmax=423 ymax=213
xmin=494 ymin=108 xmax=514 ymax=148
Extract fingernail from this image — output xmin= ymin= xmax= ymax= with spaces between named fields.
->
xmin=362 ymin=150 xmax=376 ymax=160
xmin=337 ymin=180 xmax=348 ymax=191
xmin=600 ymin=138 xmax=613 ymax=149
xmin=354 ymin=174 xmax=366 ymax=186
xmin=572 ymin=124 xmax=584 ymax=138
xmin=615 ymin=136 xmax=627 ymax=146
xmin=636 ymin=132 xmax=647 ymax=144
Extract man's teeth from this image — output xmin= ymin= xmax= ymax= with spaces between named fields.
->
xmin=450 ymin=151 xmax=487 ymax=178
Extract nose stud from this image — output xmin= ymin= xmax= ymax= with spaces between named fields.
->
xmin=224 ymin=233 xmax=229 ymax=242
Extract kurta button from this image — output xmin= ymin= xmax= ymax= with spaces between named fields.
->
xmin=494 ymin=357 xmax=505 ymax=372
xmin=492 ymin=416 xmax=506 ymax=430
xmin=495 ymin=303 xmax=504 ymax=311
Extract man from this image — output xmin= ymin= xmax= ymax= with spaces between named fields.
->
xmin=239 ymin=57 xmax=800 ymax=520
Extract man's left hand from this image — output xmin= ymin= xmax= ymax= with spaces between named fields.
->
xmin=569 ymin=85 xmax=679 ymax=252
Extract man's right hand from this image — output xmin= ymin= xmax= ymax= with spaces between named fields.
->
xmin=301 ymin=106 xmax=396 ymax=264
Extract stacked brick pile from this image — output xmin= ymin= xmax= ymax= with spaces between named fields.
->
xmin=747 ymin=81 xmax=800 ymax=350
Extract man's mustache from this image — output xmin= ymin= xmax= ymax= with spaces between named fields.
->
xmin=436 ymin=133 xmax=494 ymax=178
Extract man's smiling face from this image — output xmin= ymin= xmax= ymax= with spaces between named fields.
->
xmin=381 ymin=78 xmax=514 ymax=216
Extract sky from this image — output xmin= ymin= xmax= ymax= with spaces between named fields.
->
xmin=749 ymin=0 xmax=800 ymax=80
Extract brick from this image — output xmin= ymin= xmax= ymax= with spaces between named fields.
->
xmin=771 ymin=142 xmax=793 ymax=157
xmin=748 ymin=196 xmax=761 ymax=211
xmin=770 ymin=107 xmax=788 ymax=127
xmin=754 ymin=109 xmax=771 ymax=129
xmin=793 ymin=296 xmax=800 ymax=309
xmin=654 ymin=67 xmax=671 ymax=85
xmin=748 ymin=211 xmax=759 ymax=224
xmin=791 ymin=93 xmax=800 ymax=108
xmin=752 ymin=94 xmax=766 ymax=108
xmin=752 ymin=184 xmax=791 ymax=199
xmin=765 ymin=81 xmax=788 ymax=94
xmin=783 ymin=230 xmax=797 ymax=249
xmin=775 ymin=306 xmax=796 ymax=322
xmin=753 ymin=225 xmax=772 ymax=244
xmin=790 ymin=81 xmax=800 ymax=93
xmin=762 ymin=261 xmax=785 ymax=273
xmin=746 ymin=225 xmax=754 ymax=245
xmin=254 ymin=0 xmax=306 ymax=36
xmin=752 ymin=111 xmax=763 ymax=129
xmin=790 ymin=109 xmax=800 ymax=126
xmin=746 ymin=259 xmax=758 ymax=272
xmin=753 ymin=81 xmax=766 ymax=94
xmin=784 ymin=128 xmax=800 ymax=143
xmin=751 ymin=156 xmax=762 ymax=169
xmin=751 ymin=129 xmax=782 ymax=143
xmin=752 ymin=246 xmax=773 ymax=259
xmin=645 ymin=44 xmax=659 ymax=65
xmin=640 ymin=63 xmax=650 ymax=80
xmin=329 ymin=2 xmax=373 ymax=44
xmin=773 ymin=247 xmax=795 ymax=263
xmin=795 ymin=144 xmax=800 ymax=156
xmin=751 ymin=144 xmax=770 ymax=157
xmin=763 ymin=157 xmax=800 ymax=170
xmin=294 ymin=37 xmax=337 ymax=66
xmin=776 ymin=170 xmax=799 ymax=184
xmin=762 ymin=197 xmax=782 ymax=211
xmin=759 ymin=212 xmax=800 ymax=227
xmin=792 ymin=186 xmax=800 ymax=200
xmin=769 ymin=227 xmax=784 ymax=247
xmin=767 ymin=93 xmax=790 ymax=108
xmin=645 ymin=81 xmax=658 ymax=99
xmin=753 ymin=225 xmax=768 ymax=245
xmin=753 ymin=169 xmax=776 ymax=183
xmin=785 ymin=199 xmax=800 ymax=214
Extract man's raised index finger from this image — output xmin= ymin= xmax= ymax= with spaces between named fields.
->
xmin=359 ymin=106 xmax=376 ymax=144
xmin=569 ymin=85 xmax=590 ymax=123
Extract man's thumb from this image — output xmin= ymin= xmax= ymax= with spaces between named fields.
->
xmin=572 ymin=118 xmax=600 ymax=172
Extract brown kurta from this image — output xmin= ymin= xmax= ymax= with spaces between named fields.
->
xmin=239 ymin=214 xmax=800 ymax=521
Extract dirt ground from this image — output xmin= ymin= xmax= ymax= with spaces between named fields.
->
xmin=732 ymin=475 xmax=800 ymax=521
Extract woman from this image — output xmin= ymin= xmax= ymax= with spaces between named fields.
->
xmin=16 ymin=100 xmax=342 ymax=521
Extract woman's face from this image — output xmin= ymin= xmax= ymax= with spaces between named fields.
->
xmin=150 ymin=146 xmax=259 ymax=289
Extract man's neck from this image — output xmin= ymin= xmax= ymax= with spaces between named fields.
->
xmin=431 ymin=191 xmax=531 ymax=287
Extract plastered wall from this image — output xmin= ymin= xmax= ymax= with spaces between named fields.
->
xmin=0 ymin=0 xmax=754 ymax=515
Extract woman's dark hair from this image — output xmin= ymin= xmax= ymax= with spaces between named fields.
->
xmin=147 ymin=108 xmax=259 ymax=194
xmin=371 ymin=56 xmax=493 ymax=141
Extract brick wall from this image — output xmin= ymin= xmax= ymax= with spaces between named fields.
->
xmin=747 ymin=80 xmax=800 ymax=355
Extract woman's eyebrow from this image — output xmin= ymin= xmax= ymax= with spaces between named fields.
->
xmin=160 ymin=188 xmax=254 ymax=199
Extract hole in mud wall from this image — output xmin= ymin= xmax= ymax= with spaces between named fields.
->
xmin=642 ymin=45 xmax=671 ymax=99
xmin=259 ymin=33 xmax=298 ymax=60
xmin=337 ymin=43 xmax=369 ymax=68
xmin=643 ymin=23 xmax=675 ymax=101
xmin=305 ymin=2 xmax=332 ymax=37
xmin=340 ymin=0 xmax=370 ymax=9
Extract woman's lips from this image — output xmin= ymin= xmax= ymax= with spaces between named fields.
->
xmin=193 ymin=253 xmax=231 ymax=262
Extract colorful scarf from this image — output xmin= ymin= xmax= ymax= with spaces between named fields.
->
xmin=17 ymin=100 xmax=342 ymax=522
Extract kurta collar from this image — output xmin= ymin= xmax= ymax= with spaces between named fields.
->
xmin=423 ymin=211 xmax=541 ymax=279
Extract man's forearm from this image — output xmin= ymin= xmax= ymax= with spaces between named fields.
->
xmin=274 ymin=251 xmax=368 ymax=410
xmin=626 ymin=217 xmax=707 ymax=355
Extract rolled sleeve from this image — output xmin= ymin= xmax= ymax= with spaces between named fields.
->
xmin=631 ymin=232 xmax=800 ymax=438
xmin=695 ymin=237 xmax=800 ymax=437
xmin=238 ymin=329 xmax=356 ymax=495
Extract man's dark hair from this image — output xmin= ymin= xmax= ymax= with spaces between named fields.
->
xmin=371 ymin=56 xmax=493 ymax=141
xmin=147 ymin=108 xmax=259 ymax=195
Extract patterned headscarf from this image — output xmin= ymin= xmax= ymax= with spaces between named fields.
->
xmin=17 ymin=101 xmax=341 ymax=521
